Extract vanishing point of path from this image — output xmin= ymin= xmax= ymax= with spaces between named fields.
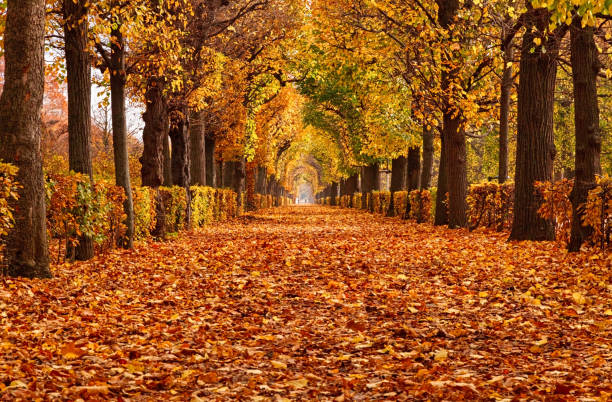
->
xmin=1 ymin=206 xmax=610 ymax=400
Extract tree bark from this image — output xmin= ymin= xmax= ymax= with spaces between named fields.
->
xmin=407 ymin=147 xmax=421 ymax=190
xmin=499 ymin=36 xmax=513 ymax=184
xmin=445 ymin=112 xmax=468 ymax=228
xmin=189 ymin=109 xmax=206 ymax=186
xmin=0 ymin=0 xmax=51 ymax=278
xmin=169 ymin=108 xmax=191 ymax=228
xmin=345 ymin=173 xmax=358 ymax=208
xmin=330 ymin=182 xmax=339 ymax=206
xmin=509 ymin=8 xmax=561 ymax=241
xmin=436 ymin=0 xmax=465 ymax=228
xmin=434 ymin=131 xmax=449 ymax=226
xmin=246 ymin=162 xmax=256 ymax=211
xmin=64 ymin=0 xmax=93 ymax=260
xmin=222 ymin=162 xmax=234 ymax=188
xmin=163 ymin=131 xmax=172 ymax=186
xmin=232 ymin=159 xmax=245 ymax=210
xmin=361 ymin=163 xmax=380 ymax=211
xmin=205 ymin=135 xmax=216 ymax=187
xmin=387 ymin=156 xmax=407 ymax=216
xmin=568 ymin=20 xmax=602 ymax=252
xmin=256 ymin=166 xmax=267 ymax=194
xmin=109 ymin=21 xmax=134 ymax=248
xmin=141 ymin=79 xmax=167 ymax=188
xmin=421 ymin=125 xmax=434 ymax=189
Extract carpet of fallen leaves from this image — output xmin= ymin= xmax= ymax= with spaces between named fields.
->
xmin=1 ymin=206 xmax=611 ymax=401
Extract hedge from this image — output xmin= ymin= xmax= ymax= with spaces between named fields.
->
xmin=0 ymin=163 xmax=19 ymax=254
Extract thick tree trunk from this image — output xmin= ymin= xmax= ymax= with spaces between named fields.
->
xmin=205 ymin=135 xmax=216 ymax=187
xmin=162 ymin=132 xmax=172 ymax=186
xmin=330 ymin=182 xmax=339 ymax=206
xmin=169 ymin=109 xmax=191 ymax=228
xmin=445 ymin=113 xmax=468 ymax=228
xmin=256 ymin=167 xmax=267 ymax=194
xmin=404 ymin=147 xmax=422 ymax=218
xmin=222 ymin=162 xmax=234 ymax=188
xmin=141 ymin=80 xmax=167 ymax=188
xmin=568 ymin=20 xmax=602 ymax=252
xmin=435 ymin=0 xmax=464 ymax=228
xmin=361 ymin=163 xmax=380 ymax=212
xmin=509 ymin=8 xmax=561 ymax=241
xmin=109 ymin=22 xmax=134 ymax=248
xmin=345 ymin=173 xmax=359 ymax=203
xmin=246 ymin=162 xmax=256 ymax=211
xmin=189 ymin=110 xmax=206 ymax=186
xmin=64 ymin=0 xmax=93 ymax=260
xmin=434 ymin=131 xmax=449 ymax=226
xmin=421 ymin=125 xmax=434 ymax=189
xmin=0 ymin=0 xmax=51 ymax=278
xmin=407 ymin=147 xmax=421 ymax=190
xmin=499 ymin=37 xmax=513 ymax=184
xmin=387 ymin=156 xmax=407 ymax=216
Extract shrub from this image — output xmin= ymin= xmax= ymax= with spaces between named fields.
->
xmin=133 ymin=186 xmax=156 ymax=240
xmin=467 ymin=182 xmax=514 ymax=231
xmin=409 ymin=189 xmax=432 ymax=223
xmin=191 ymin=186 xmax=216 ymax=228
xmin=582 ymin=175 xmax=612 ymax=249
xmin=0 ymin=163 xmax=19 ymax=254
xmin=535 ymin=179 xmax=573 ymax=244
xmin=352 ymin=193 xmax=362 ymax=209
xmin=393 ymin=191 xmax=409 ymax=217
xmin=371 ymin=191 xmax=391 ymax=214
xmin=158 ymin=186 xmax=188 ymax=233
xmin=46 ymin=173 xmax=126 ymax=261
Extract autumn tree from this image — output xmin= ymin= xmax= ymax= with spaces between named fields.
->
xmin=63 ymin=0 xmax=94 ymax=259
xmin=0 ymin=0 xmax=52 ymax=278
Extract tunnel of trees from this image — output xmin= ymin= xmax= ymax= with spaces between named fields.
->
xmin=1 ymin=0 xmax=612 ymax=277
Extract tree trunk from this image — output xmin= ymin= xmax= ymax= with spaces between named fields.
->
xmin=246 ymin=162 xmax=256 ymax=211
xmin=163 ymin=131 xmax=172 ymax=186
xmin=189 ymin=109 xmax=206 ymax=186
xmin=109 ymin=21 xmax=134 ymax=248
xmin=434 ymin=0 xmax=461 ymax=227
xmin=205 ymin=135 xmax=216 ymax=187
xmin=499 ymin=36 xmax=513 ymax=184
xmin=64 ymin=0 xmax=93 ymax=260
xmin=256 ymin=167 xmax=267 ymax=194
xmin=421 ymin=125 xmax=434 ymax=189
xmin=232 ymin=159 xmax=245 ymax=210
xmin=434 ymin=130 xmax=449 ymax=226
xmin=222 ymin=162 xmax=234 ymax=188
xmin=407 ymin=147 xmax=421 ymax=190
xmin=0 ymin=0 xmax=51 ymax=278
xmin=345 ymin=173 xmax=358 ymax=208
xmin=445 ymin=112 xmax=468 ymax=228
xmin=361 ymin=163 xmax=380 ymax=211
xmin=330 ymin=182 xmax=339 ymax=206
xmin=387 ymin=156 xmax=407 ymax=216
xmin=169 ymin=108 xmax=191 ymax=229
xmin=509 ymin=8 xmax=561 ymax=241
xmin=141 ymin=79 xmax=167 ymax=188
xmin=568 ymin=20 xmax=602 ymax=252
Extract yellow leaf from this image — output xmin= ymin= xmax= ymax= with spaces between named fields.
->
xmin=285 ymin=378 xmax=308 ymax=389
xmin=434 ymin=349 xmax=448 ymax=361
xmin=572 ymin=292 xmax=586 ymax=305
xmin=533 ymin=37 xmax=542 ymax=46
xmin=271 ymin=360 xmax=287 ymax=369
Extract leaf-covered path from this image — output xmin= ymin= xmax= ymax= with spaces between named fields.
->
xmin=1 ymin=206 xmax=611 ymax=400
